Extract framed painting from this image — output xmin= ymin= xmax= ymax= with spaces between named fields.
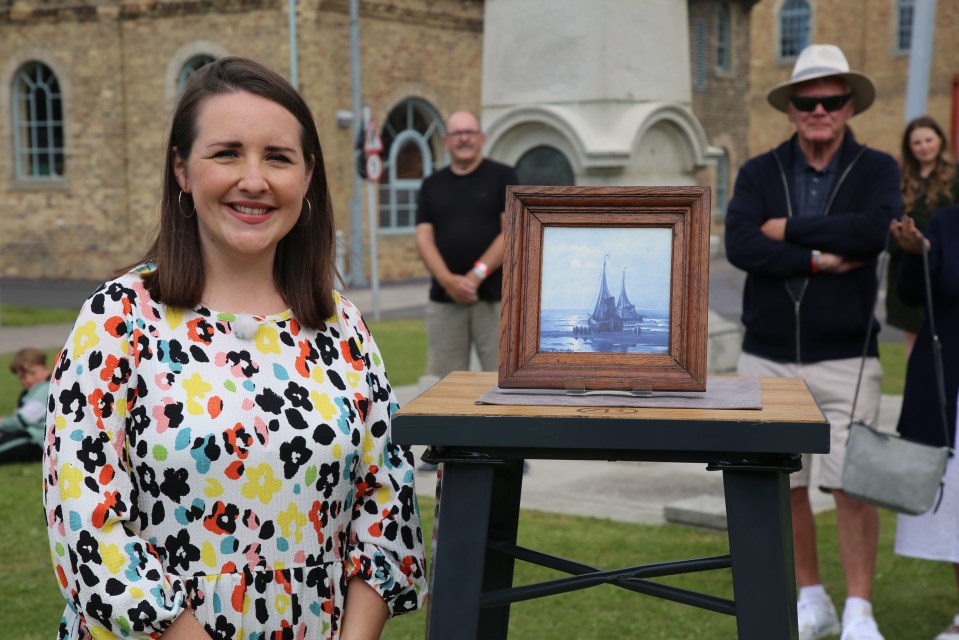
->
xmin=498 ymin=185 xmax=711 ymax=392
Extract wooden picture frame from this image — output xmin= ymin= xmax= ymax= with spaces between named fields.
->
xmin=498 ymin=185 xmax=711 ymax=392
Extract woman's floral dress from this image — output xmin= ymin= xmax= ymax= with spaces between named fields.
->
xmin=43 ymin=271 xmax=427 ymax=639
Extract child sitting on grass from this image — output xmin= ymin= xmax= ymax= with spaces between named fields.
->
xmin=0 ymin=348 xmax=50 ymax=464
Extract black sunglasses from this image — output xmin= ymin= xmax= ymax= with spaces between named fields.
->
xmin=789 ymin=93 xmax=853 ymax=112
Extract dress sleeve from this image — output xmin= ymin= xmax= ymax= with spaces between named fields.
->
xmin=897 ymin=209 xmax=946 ymax=308
xmin=43 ymin=284 xmax=188 ymax=639
xmin=338 ymin=298 xmax=428 ymax=616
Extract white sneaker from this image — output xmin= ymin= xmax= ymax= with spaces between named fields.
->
xmin=840 ymin=615 xmax=884 ymax=640
xmin=798 ymin=598 xmax=841 ymax=640
xmin=936 ymin=614 xmax=959 ymax=640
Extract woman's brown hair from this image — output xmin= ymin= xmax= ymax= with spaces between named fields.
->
xmin=900 ymin=115 xmax=956 ymax=213
xmin=134 ymin=56 xmax=337 ymax=328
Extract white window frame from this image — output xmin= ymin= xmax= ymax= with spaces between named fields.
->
xmin=378 ymin=99 xmax=445 ymax=233
xmin=694 ymin=18 xmax=707 ymax=90
xmin=779 ymin=0 xmax=811 ymax=60
xmin=716 ymin=3 xmax=731 ymax=73
xmin=896 ymin=0 xmax=914 ymax=53
xmin=12 ymin=61 xmax=64 ymax=180
xmin=380 ymin=130 xmax=434 ymax=232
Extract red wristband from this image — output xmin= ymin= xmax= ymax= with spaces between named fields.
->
xmin=473 ymin=261 xmax=491 ymax=278
xmin=810 ymin=252 xmax=819 ymax=274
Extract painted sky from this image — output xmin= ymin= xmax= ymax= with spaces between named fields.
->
xmin=540 ymin=226 xmax=672 ymax=311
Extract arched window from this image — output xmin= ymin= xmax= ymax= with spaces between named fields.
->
xmin=378 ymin=99 xmax=445 ymax=231
xmin=13 ymin=61 xmax=64 ymax=179
xmin=716 ymin=3 xmax=731 ymax=72
xmin=694 ymin=18 xmax=707 ymax=90
xmin=178 ymin=54 xmax=216 ymax=93
xmin=779 ymin=0 xmax=810 ymax=59
xmin=515 ymin=146 xmax=574 ymax=186
xmin=897 ymin=0 xmax=915 ymax=52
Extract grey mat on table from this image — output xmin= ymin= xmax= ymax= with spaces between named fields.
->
xmin=476 ymin=377 xmax=762 ymax=409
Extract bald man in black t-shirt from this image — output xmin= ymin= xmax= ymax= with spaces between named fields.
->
xmin=415 ymin=110 xmax=518 ymax=381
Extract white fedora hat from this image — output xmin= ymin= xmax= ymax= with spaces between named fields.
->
xmin=767 ymin=44 xmax=875 ymax=114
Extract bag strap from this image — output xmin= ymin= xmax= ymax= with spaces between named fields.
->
xmin=848 ymin=230 xmax=887 ymax=426
xmin=919 ymin=236 xmax=952 ymax=451
xmin=849 ymin=227 xmax=951 ymax=451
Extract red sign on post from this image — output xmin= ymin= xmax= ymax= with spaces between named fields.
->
xmin=363 ymin=119 xmax=383 ymax=154
xmin=363 ymin=117 xmax=384 ymax=183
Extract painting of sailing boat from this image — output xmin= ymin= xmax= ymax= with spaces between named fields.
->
xmin=539 ymin=226 xmax=671 ymax=354
xmin=499 ymin=185 xmax=710 ymax=391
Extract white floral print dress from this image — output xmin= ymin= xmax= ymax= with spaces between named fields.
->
xmin=43 ymin=271 xmax=427 ymax=639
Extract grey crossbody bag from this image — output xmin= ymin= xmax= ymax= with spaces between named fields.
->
xmin=841 ymin=231 xmax=952 ymax=515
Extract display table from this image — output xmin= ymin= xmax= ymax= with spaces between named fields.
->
xmin=393 ymin=372 xmax=829 ymax=640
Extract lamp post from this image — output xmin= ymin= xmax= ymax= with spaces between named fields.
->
xmin=904 ymin=0 xmax=937 ymax=122
xmin=288 ymin=0 xmax=298 ymax=88
xmin=347 ymin=0 xmax=367 ymax=286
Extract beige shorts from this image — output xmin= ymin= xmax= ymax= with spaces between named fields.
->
xmin=737 ymin=352 xmax=882 ymax=492
xmin=425 ymin=300 xmax=501 ymax=379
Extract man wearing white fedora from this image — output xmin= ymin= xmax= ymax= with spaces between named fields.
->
xmin=726 ymin=44 xmax=901 ymax=640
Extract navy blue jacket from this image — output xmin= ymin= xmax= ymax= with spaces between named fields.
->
xmin=725 ymin=132 xmax=901 ymax=363
xmin=896 ymin=207 xmax=959 ymax=448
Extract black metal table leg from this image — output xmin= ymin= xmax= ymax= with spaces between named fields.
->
xmin=425 ymin=460 xmax=496 ymax=640
xmin=723 ymin=468 xmax=798 ymax=640
xmin=477 ymin=459 xmax=525 ymax=638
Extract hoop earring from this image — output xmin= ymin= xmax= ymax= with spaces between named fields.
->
xmin=177 ymin=190 xmax=195 ymax=219
xmin=299 ymin=198 xmax=313 ymax=226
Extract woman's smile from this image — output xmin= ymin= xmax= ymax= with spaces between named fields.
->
xmin=229 ymin=201 xmax=275 ymax=223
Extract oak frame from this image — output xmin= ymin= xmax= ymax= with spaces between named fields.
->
xmin=498 ymin=185 xmax=711 ymax=392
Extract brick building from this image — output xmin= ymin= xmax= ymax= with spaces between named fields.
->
xmin=1 ymin=0 xmax=484 ymax=283
xmin=748 ymin=0 xmax=959 ymax=161
xmin=687 ymin=0 xmax=758 ymax=226
xmin=2 ymin=0 xmax=754 ymax=283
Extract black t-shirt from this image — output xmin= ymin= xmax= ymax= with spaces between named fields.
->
xmin=416 ymin=158 xmax=518 ymax=302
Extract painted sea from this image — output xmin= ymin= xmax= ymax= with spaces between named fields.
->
xmin=539 ymin=308 xmax=670 ymax=354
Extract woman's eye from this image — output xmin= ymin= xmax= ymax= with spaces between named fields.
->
xmin=213 ymin=150 xmax=238 ymax=159
xmin=268 ymin=154 xmax=293 ymax=164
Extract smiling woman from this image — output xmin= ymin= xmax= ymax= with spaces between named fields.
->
xmin=150 ymin=57 xmax=336 ymax=328
xmin=41 ymin=57 xmax=427 ymax=640
xmin=173 ymin=90 xmax=313 ymax=307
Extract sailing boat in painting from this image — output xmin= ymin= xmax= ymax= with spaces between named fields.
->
xmin=572 ymin=256 xmax=643 ymax=336
xmin=616 ymin=267 xmax=644 ymax=321
xmin=538 ymin=226 xmax=670 ymax=355
xmin=586 ymin=256 xmax=623 ymax=332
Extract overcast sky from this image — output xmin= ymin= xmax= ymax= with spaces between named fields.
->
xmin=540 ymin=226 xmax=672 ymax=312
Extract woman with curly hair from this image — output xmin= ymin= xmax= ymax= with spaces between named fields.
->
xmin=887 ymin=116 xmax=959 ymax=355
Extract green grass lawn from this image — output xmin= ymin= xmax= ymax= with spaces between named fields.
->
xmin=1 ymin=461 xmax=955 ymax=639
xmin=0 ymin=305 xmax=80 ymax=327
xmin=367 ymin=318 xmax=427 ymax=388
xmin=879 ymin=340 xmax=907 ymax=395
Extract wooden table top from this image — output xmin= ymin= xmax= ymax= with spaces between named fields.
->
xmin=397 ymin=371 xmax=826 ymax=425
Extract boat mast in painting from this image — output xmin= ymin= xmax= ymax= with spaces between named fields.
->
xmin=587 ymin=256 xmax=623 ymax=332
xmin=616 ymin=267 xmax=643 ymax=321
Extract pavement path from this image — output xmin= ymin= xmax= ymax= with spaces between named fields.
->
xmin=0 ymin=263 xmax=904 ymax=528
